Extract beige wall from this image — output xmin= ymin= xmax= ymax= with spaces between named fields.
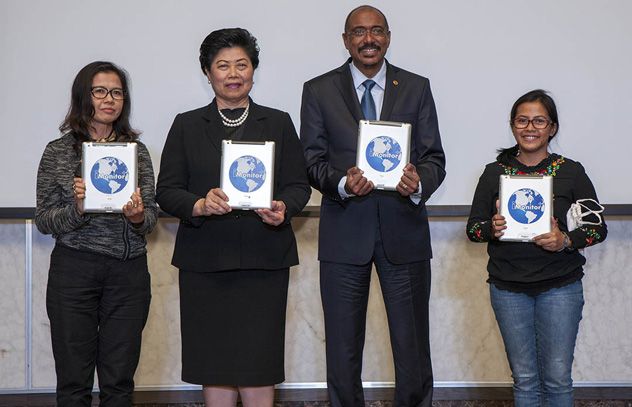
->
xmin=1 ymin=216 xmax=631 ymax=391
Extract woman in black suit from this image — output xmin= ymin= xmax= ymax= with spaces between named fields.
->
xmin=155 ymin=28 xmax=310 ymax=407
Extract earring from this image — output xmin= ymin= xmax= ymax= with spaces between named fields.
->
xmin=208 ymin=80 xmax=211 ymax=84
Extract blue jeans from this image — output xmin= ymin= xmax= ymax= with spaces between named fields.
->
xmin=490 ymin=280 xmax=584 ymax=407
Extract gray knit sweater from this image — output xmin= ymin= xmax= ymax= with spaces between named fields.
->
xmin=35 ymin=133 xmax=158 ymax=260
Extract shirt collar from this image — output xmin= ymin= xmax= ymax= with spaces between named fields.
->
xmin=349 ymin=60 xmax=387 ymax=91
xmin=94 ymin=130 xmax=117 ymax=143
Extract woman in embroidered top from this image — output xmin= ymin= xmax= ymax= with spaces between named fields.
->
xmin=155 ymin=28 xmax=310 ymax=407
xmin=466 ymin=89 xmax=607 ymax=407
xmin=35 ymin=61 xmax=157 ymax=406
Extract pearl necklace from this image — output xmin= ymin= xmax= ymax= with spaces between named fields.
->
xmin=218 ymin=104 xmax=249 ymax=127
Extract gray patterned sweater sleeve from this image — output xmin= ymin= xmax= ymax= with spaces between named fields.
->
xmin=126 ymin=142 xmax=158 ymax=235
xmin=35 ymin=137 xmax=90 ymax=235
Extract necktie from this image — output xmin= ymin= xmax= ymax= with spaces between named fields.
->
xmin=361 ymin=79 xmax=377 ymax=120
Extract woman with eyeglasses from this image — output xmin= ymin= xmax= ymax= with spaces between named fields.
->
xmin=155 ymin=28 xmax=309 ymax=407
xmin=35 ymin=61 xmax=157 ymax=406
xmin=466 ymin=89 xmax=607 ymax=406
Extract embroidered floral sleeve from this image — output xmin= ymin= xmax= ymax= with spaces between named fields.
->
xmin=582 ymin=228 xmax=603 ymax=247
xmin=467 ymin=221 xmax=491 ymax=242
xmin=567 ymin=226 xmax=607 ymax=249
xmin=565 ymin=162 xmax=607 ymax=249
xmin=466 ymin=164 xmax=499 ymax=243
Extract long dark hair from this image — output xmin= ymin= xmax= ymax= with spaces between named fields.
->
xmin=59 ymin=61 xmax=139 ymax=153
xmin=497 ymin=89 xmax=559 ymax=157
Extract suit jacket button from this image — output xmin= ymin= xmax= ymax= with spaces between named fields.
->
xmin=234 ymin=214 xmax=240 ymax=219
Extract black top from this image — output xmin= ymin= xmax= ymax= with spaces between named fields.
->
xmin=466 ymin=146 xmax=607 ymax=295
xmin=220 ymin=107 xmax=246 ymax=139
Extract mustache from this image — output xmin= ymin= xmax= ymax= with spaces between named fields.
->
xmin=359 ymin=43 xmax=381 ymax=52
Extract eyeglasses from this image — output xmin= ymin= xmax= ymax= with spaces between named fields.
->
xmin=512 ymin=117 xmax=552 ymax=129
xmin=347 ymin=27 xmax=388 ymax=38
xmin=91 ymin=86 xmax=125 ymax=100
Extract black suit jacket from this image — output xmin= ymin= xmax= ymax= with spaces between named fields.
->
xmin=156 ymin=100 xmax=311 ymax=272
xmin=300 ymin=60 xmax=445 ymax=265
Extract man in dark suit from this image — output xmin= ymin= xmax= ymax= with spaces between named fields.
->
xmin=300 ymin=5 xmax=446 ymax=407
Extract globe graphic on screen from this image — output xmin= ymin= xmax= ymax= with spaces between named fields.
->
xmin=365 ymin=136 xmax=402 ymax=172
xmin=507 ymin=188 xmax=546 ymax=224
xmin=229 ymin=155 xmax=266 ymax=192
xmin=90 ymin=157 xmax=129 ymax=194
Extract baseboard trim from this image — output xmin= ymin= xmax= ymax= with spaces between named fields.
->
xmin=2 ymin=386 xmax=631 ymax=405
xmin=7 ymin=381 xmax=632 ymax=394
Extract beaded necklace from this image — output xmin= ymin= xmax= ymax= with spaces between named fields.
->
xmin=218 ymin=104 xmax=249 ymax=127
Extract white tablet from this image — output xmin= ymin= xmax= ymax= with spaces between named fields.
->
xmin=82 ymin=142 xmax=137 ymax=213
xmin=499 ymin=174 xmax=553 ymax=242
xmin=220 ymin=140 xmax=275 ymax=209
xmin=356 ymin=120 xmax=411 ymax=190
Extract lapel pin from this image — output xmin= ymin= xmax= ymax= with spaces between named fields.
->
xmin=393 ymin=80 xmax=399 ymax=86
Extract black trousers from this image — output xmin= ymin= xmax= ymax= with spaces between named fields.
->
xmin=46 ymin=244 xmax=151 ymax=407
xmin=320 ymin=233 xmax=433 ymax=407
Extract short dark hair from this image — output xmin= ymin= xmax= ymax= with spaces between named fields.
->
xmin=510 ymin=89 xmax=559 ymax=139
xmin=199 ymin=28 xmax=260 ymax=74
xmin=59 ymin=61 xmax=139 ymax=152
xmin=344 ymin=5 xmax=390 ymax=33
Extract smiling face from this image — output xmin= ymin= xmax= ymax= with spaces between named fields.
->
xmin=511 ymin=101 xmax=557 ymax=160
xmin=205 ymin=46 xmax=254 ymax=109
xmin=343 ymin=7 xmax=390 ymax=78
xmin=90 ymin=71 xmax=123 ymax=131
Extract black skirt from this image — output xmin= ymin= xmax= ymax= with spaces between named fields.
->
xmin=178 ymin=268 xmax=289 ymax=386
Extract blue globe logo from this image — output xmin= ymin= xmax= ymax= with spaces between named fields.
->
xmin=229 ymin=155 xmax=266 ymax=192
xmin=90 ymin=157 xmax=129 ymax=194
xmin=365 ymin=136 xmax=402 ymax=172
xmin=507 ymin=188 xmax=546 ymax=224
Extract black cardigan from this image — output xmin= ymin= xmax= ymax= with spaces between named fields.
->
xmin=156 ymin=100 xmax=311 ymax=272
